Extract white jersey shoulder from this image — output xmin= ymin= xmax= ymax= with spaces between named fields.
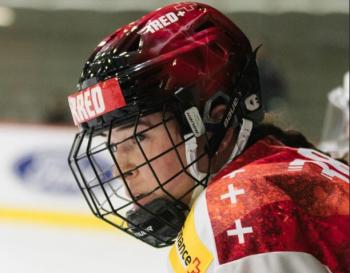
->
xmin=167 ymin=173 xmax=333 ymax=273
xmin=168 ymin=189 xmax=219 ymax=273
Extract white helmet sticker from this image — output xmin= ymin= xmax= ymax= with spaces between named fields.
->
xmin=184 ymin=107 xmax=205 ymax=137
xmin=245 ymin=94 xmax=260 ymax=111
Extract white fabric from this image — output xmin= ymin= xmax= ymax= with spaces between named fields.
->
xmin=216 ymin=252 xmax=332 ymax=273
xmin=192 ymin=190 xmax=220 ymax=272
xmin=166 ymin=189 xmax=220 ymax=273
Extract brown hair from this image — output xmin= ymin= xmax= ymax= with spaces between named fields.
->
xmin=247 ymin=123 xmax=316 ymax=149
xmin=247 ymin=117 xmax=348 ymax=164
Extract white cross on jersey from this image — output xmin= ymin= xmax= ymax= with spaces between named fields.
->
xmin=227 ymin=219 xmax=253 ymax=244
xmin=220 ymin=184 xmax=245 ymax=204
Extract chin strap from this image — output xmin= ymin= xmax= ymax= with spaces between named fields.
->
xmin=184 ymin=133 xmax=207 ymax=181
xmin=226 ymin=118 xmax=253 ymax=164
xmin=184 ymin=133 xmax=207 ymax=205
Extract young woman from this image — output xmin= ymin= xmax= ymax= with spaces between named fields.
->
xmin=67 ymin=2 xmax=349 ymax=273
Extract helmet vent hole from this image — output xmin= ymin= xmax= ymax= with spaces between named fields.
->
xmin=128 ymin=35 xmax=142 ymax=52
xmin=193 ymin=21 xmax=215 ymax=33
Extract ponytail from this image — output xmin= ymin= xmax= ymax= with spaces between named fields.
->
xmin=247 ymin=119 xmax=348 ymax=164
xmin=248 ymin=123 xmax=316 ymax=149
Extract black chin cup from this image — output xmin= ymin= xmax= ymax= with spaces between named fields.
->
xmin=126 ymin=198 xmax=186 ymax=247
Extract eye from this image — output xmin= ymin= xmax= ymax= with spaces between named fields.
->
xmin=110 ymin=144 xmax=117 ymax=152
xmin=135 ymin=133 xmax=146 ymax=142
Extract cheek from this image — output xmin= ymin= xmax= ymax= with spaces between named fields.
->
xmin=149 ymin=140 xmax=183 ymax=179
xmin=152 ymin=142 xmax=193 ymax=192
xmin=141 ymin=128 xmax=185 ymax=178
xmin=139 ymin=124 xmax=195 ymax=196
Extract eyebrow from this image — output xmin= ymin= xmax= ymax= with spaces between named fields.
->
xmin=115 ymin=119 xmax=153 ymax=132
xmin=99 ymin=119 xmax=154 ymax=137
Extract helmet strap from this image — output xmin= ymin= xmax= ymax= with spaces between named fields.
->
xmin=184 ymin=133 xmax=208 ymax=181
xmin=226 ymin=118 xmax=253 ymax=163
xmin=183 ymin=133 xmax=209 ymax=205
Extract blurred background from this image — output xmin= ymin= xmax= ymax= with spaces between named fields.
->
xmin=0 ymin=1 xmax=348 ymax=273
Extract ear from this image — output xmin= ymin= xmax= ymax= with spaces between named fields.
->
xmin=209 ymin=105 xmax=235 ymax=153
xmin=217 ymin=127 xmax=234 ymax=153
xmin=210 ymin=104 xmax=226 ymax=122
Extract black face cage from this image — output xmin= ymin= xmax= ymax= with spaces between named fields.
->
xmin=68 ymin=105 xmax=210 ymax=248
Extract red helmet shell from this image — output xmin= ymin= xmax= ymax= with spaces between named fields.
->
xmin=80 ymin=2 xmax=253 ymax=110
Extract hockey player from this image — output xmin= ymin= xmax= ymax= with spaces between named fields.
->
xmin=67 ymin=2 xmax=349 ymax=273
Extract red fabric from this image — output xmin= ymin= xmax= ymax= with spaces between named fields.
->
xmin=206 ymin=137 xmax=349 ymax=273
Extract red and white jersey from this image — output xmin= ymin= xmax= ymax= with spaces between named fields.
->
xmin=168 ymin=136 xmax=349 ymax=273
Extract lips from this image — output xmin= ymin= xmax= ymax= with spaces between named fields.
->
xmin=134 ymin=193 xmax=156 ymax=207
xmin=123 ymin=178 xmax=158 ymax=206
xmin=122 ymin=176 xmax=163 ymax=207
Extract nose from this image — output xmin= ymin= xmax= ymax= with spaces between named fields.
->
xmin=112 ymin=140 xmax=141 ymax=179
xmin=112 ymin=157 xmax=140 ymax=201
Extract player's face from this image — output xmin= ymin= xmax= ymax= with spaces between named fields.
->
xmin=110 ymin=112 xmax=195 ymax=207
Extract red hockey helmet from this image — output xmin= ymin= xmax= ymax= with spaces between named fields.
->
xmin=68 ymin=2 xmax=263 ymax=247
